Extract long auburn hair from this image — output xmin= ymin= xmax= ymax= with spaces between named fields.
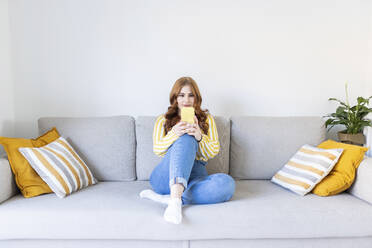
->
xmin=164 ymin=77 xmax=209 ymax=135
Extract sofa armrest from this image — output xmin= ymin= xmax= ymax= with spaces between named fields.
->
xmin=348 ymin=157 xmax=372 ymax=204
xmin=0 ymin=157 xmax=18 ymax=204
xmin=364 ymin=113 xmax=372 ymax=157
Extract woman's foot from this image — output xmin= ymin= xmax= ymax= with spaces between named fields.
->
xmin=139 ymin=189 xmax=171 ymax=205
xmin=163 ymin=198 xmax=183 ymax=224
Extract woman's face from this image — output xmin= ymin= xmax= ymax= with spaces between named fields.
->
xmin=177 ymin=85 xmax=195 ymax=112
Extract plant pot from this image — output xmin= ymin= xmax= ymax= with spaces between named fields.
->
xmin=337 ymin=131 xmax=365 ymax=146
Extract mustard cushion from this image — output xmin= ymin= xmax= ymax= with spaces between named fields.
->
xmin=312 ymin=139 xmax=369 ymax=196
xmin=0 ymin=128 xmax=60 ymax=198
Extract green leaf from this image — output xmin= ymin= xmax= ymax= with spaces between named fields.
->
xmin=328 ymin=98 xmax=348 ymax=107
xmin=324 ymin=118 xmax=334 ymax=127
xmin=336 ymin=106 xmax=347 ymax=114
xmin=357 ymin=97 xmax=366 ymax=106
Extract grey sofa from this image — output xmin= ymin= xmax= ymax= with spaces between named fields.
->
xmin=1 ymin=116 xmax=372 ymax=248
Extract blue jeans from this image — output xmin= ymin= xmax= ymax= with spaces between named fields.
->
xmin=149 ymin=134 xmax=235 ymax=205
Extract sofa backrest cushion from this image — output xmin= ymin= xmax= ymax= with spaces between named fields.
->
xmin=230 ymin=116 xmax=326 ymax=180
xmin=135 ymin=116 xmax=230 ymax=180
xmin=38 ymin=116 xmax=136 ymax=182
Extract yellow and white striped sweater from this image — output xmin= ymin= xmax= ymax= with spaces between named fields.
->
xmin=153 ymin=114 xmax=220 ymax=162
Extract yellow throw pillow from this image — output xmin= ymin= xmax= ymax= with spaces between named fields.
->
xmin=312 ymin=139 xmax=369 ymax=196
xmin=0 ymin=128 xmax=60 ymax=198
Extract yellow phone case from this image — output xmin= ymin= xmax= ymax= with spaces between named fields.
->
xmin=181 ymin=107 xmax=195 ymax=124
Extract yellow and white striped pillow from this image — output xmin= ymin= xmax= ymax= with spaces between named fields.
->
xmin=19 ymin=137 xmax=97 ymax=198
xmin=271 ymin=144 xmax=343 ymax=196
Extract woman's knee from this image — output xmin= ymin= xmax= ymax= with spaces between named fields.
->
xmin=213 ymin=173 xmax=236 ymax=201
xmin=175 ymin=134 xmax=197 ymax=145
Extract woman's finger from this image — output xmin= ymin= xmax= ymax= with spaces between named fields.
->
xmin=188 ymin=127 xmax=196 ymax=132
xmin=177 ymin=122 xmax=185 ymax=127
xmin=186 ymin=131 xmax=194 ymax=136
xmin=193 ymin=116 xmax=198 ymax=124
xmin=179 ymin=125 xmax=187 ymax=130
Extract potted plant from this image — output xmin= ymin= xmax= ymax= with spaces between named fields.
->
xmin=324 ymin=83 xmax=372 ymax=146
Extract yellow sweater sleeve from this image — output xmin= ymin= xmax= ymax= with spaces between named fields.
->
xmin=153 ymin=115 xmax=179 ymax=157
xmin=196 ymin=114 xmax=220 ymax=161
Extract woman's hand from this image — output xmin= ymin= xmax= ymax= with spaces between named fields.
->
xmin=172 ymin=121 xmax=188 ymax=137
xmin=185 ymin=116 xmax=202 ymax=142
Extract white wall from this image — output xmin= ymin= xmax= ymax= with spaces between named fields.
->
xmin=0 ymin=0 xmax=14 ymax=155
xmin=8 ymin=0 xmax=372 ymax=137
xmin=365 ymin=1 xmax=372 ymax=157
xmin=368 ymin=2 xmax=372 ymax=96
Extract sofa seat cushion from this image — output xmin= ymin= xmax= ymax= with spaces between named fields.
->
xmin=1 ymin=181 xmax=372 ymax=240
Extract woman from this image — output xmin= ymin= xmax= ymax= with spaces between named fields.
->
xmin=140 ymin=76 xmax=235 ymax=224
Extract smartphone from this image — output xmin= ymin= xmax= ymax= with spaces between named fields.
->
xmin=181 ymin=107 xmax=195 ymax=124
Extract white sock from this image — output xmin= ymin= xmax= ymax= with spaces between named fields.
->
xmin=163 ymin=198 xmax=183 ymax=224
xmin=139 ymin=189 xmax=171 ymax=205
